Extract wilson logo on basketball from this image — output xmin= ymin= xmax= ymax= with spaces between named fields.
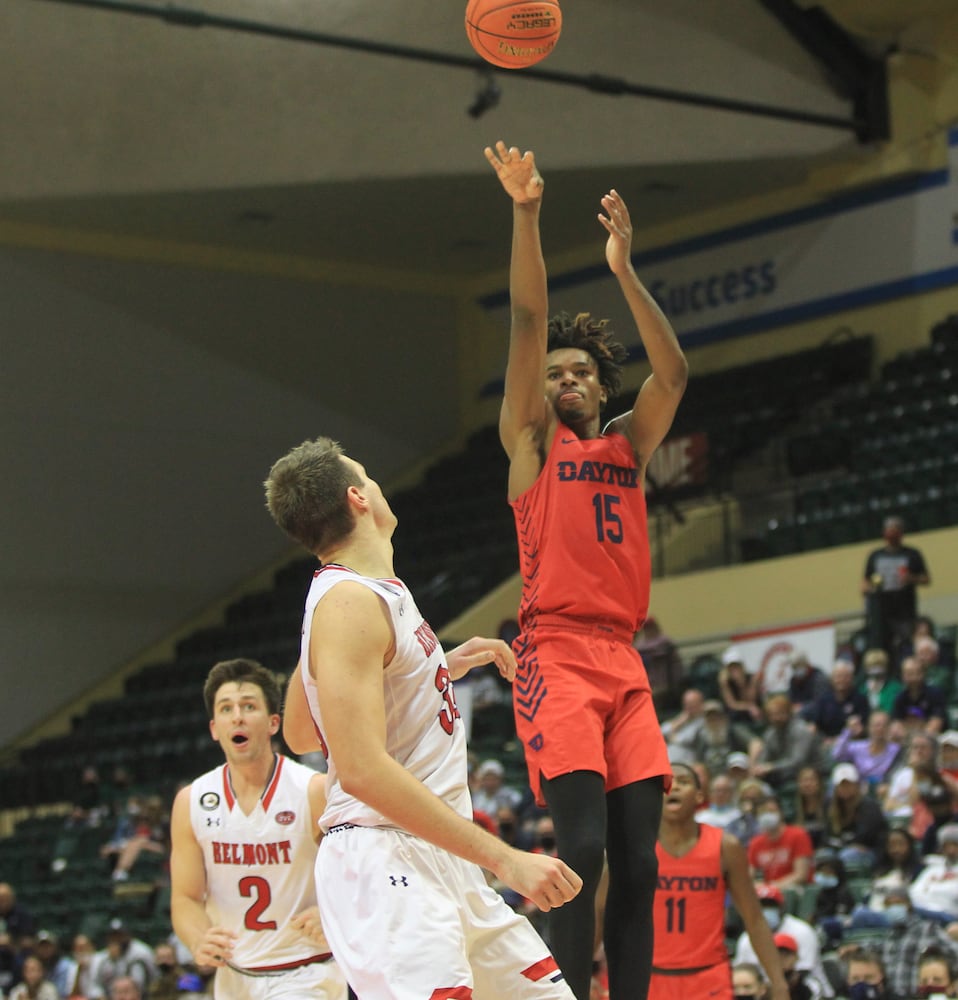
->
xmin=275 ymin=811 xmax=295 ymax=825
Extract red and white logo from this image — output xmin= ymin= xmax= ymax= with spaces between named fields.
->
xmin=275 ymin=811 xmax=295 ymax=826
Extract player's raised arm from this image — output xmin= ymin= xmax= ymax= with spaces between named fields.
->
xmin=599 ymin=190 xmax=687 ymax=466
xmin=485 ymin=141 xmax=551 ymax=461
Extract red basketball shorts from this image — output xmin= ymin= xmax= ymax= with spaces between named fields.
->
xmin=512 ymin=620 xmax=670 ymax=806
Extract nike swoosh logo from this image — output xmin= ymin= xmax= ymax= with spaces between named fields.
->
xmin=561 ymin=437 xmax=576 ymax=443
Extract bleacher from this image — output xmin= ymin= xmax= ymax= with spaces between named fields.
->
xmin=764 ymin=314 xmax=958 ymax=555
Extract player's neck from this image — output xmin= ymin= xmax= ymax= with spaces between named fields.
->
xmin=659 ymin=818 xmax=699 ymax=852
xmin=227 ymin=751 xmax=278 ymax=809
xmin=321 ymin=530 xmax=394 ymax=580
xmin=560 ymin=414 xmax=601 ymax=439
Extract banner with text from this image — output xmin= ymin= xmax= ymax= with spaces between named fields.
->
xmin=480 ymin=127 xmax=958 ymax=394
xmin=730 ymin=619 xmax=837 ymax=694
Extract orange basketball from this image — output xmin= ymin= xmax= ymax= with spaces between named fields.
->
xmin=465 ymin=0 xmax=562 ymax=70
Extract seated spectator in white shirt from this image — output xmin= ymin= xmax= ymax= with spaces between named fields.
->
xmin=661 ymin=687 xmax=706 ymax=765
xmin=470 ymin=759 xmax=522 ymax=818
xmin=909 ymin=823 xmax=958 ymax=924
xmin=695 ymin=773 xmax=743 ymax=829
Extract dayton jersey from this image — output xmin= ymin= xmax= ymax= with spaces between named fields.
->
xmin=189 ymin=755 xmax=326 ymax=971
xmin=653 ymin=823 xmax=729 ymax=970
xmin=301 ymin=564 xmax=472 ymax=831
xmin=512 ymin=426 xmax=650 ymax=634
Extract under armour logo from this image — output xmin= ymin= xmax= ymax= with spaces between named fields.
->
xmin=206 ymin=817 xmax=221 ymax=827
xmin=388 ymin=875 xmax=409 ymax=887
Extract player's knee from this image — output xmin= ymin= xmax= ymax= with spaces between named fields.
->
xmin=563 ymin=831 xmax=606 ymax=887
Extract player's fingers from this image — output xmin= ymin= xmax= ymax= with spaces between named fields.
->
xmin=558 ymin=862 xmax=583 ymax=894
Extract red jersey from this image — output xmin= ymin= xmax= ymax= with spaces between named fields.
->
xmin=747 ymin=824 xmax=813 ymax=883
xmin=653 ymin=823 xmax=729 ymax=970
xmin=512 ymin=426 xmax=650 ymax=633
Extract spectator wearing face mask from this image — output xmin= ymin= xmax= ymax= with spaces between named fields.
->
xmin=859 ymin=650 xmax=903 ymax=715
xmin=916 ymin=944 xmax=958 ymax=998
xmin=774 ymin=933 xmax=821 ymax=1000
xmin=811 ymin=848 xmax=856 ymax=950
xmin=748 ymin=797 xmax=814 ymax=889
xmin=696 ymin=773 xmax=744 ymax=829
xmin=734 ymin=885 xmax=834 ymax=997
xmin=733 ymin=962 xmax=770 ymax=1000
xmin=843 ymin=947 xmax=898 ymax=1000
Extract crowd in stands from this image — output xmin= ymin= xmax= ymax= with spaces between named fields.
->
xmin=4 ymin=584 xmax=958 ymax=1000
xmin=459 ymin=603 xmax=958 ymax=999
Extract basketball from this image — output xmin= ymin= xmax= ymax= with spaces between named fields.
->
xmin=465 ymin=0 xmax=562 ymax=70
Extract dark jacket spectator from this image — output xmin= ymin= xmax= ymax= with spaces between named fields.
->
xmin=801 ymin=660 xmax=870 ymax=740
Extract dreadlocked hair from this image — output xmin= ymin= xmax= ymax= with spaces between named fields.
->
xmin=547 ymin=311 xmax=627 ymax=399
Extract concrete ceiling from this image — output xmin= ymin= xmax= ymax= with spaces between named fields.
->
xmin=2 ymin=0 xmax=957 ymax=751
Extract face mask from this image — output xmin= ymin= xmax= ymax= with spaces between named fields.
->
xmin=915 ymin=987 xmax=950 ymax=999
xmin=757 ymin=813 xmax=780 ymax=834
xmin=848 ymin=983 xmax=883 ymax=1000
xmin=539 ymin=836 xmax=556 ymax=851
xmin=884 ymin=903 xmax=909 ymax=925
xmin=157 ymin=963 xmax=176 ymax=973
xmin=814 ymin=873 xmax=839 ymax=889
xmin=762 ymin=907 xmax=782 ymax=931
xmin=734 ymin=995 xmax=758 ymax=1000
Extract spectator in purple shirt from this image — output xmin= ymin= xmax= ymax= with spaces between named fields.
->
xmin=831 ymin=710 xmax=902 ymax=789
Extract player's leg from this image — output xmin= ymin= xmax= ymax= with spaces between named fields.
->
xmin=211 ymin=965 xmax=258 ymax=1000
xmin=316 ymin=827 xmax=472 ymax=1000
xmin=261 ymin=959 xmax=348 ymax=1000
xmin=540 ymin=770 xmax=607 ymax=1000
xmin=604 ymin=777 xmax=664 ymax=1000
xmin=459 ymin=855 xmax=575 ymax=1000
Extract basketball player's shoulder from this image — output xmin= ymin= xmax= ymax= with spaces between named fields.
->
xmin=280 ymin=755 xmax=322 ymax=787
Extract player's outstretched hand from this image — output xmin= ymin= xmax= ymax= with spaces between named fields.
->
xmin=290 ymin=906 xmax=332 ymax=951
xmin=498 ymin=848 xmax=582 ymax=912
xmin=446 ymin=636 xmax=517 ymax=683
xmin=484 ymin=141 xmax=543 ymax=205
xmin=192 ymin=926 xmax=237 ymax=967
xmin=598 ymin=189 xmax=634 ymax=277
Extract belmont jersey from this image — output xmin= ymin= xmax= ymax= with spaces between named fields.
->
xmin=653 ymin=823 xmax=729 ymax=970
xmin=189 ymin=755 xmax=326 ymax=971
xmin=301 ymin=564 xmax=472 ymax=831
xmin=512 ymin=426 xmax=650 ymax=634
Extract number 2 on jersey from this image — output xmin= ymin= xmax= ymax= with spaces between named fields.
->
xmin=239 ymin=875 xmax=277 ymax=930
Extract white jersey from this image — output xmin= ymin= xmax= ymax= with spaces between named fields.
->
xmin=300 ymin=563 xmax=472 ymax=830
xmin=189 ymin=755 xmax=328 ymax=971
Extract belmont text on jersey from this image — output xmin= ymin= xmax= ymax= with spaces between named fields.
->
xmin=211 ymin=840 xmax=293 ymax=865
xmin=556 ymin=460 xmax=639 ymax=488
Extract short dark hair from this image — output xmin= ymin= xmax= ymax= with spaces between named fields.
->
xmin=264 ymin=436 xmax=363 ymax=555
xmin=203 ymin=658 xmax=283 ymax=718
xmin=671 ymin=761 xmax=700 ymax=788
xmin=919 ymin=945 xmax=958 ymax=980
xmin=845 ymin=947 xmax=885 ymax=974
xmin=547 ymin=312 xmax=627 ymax=400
